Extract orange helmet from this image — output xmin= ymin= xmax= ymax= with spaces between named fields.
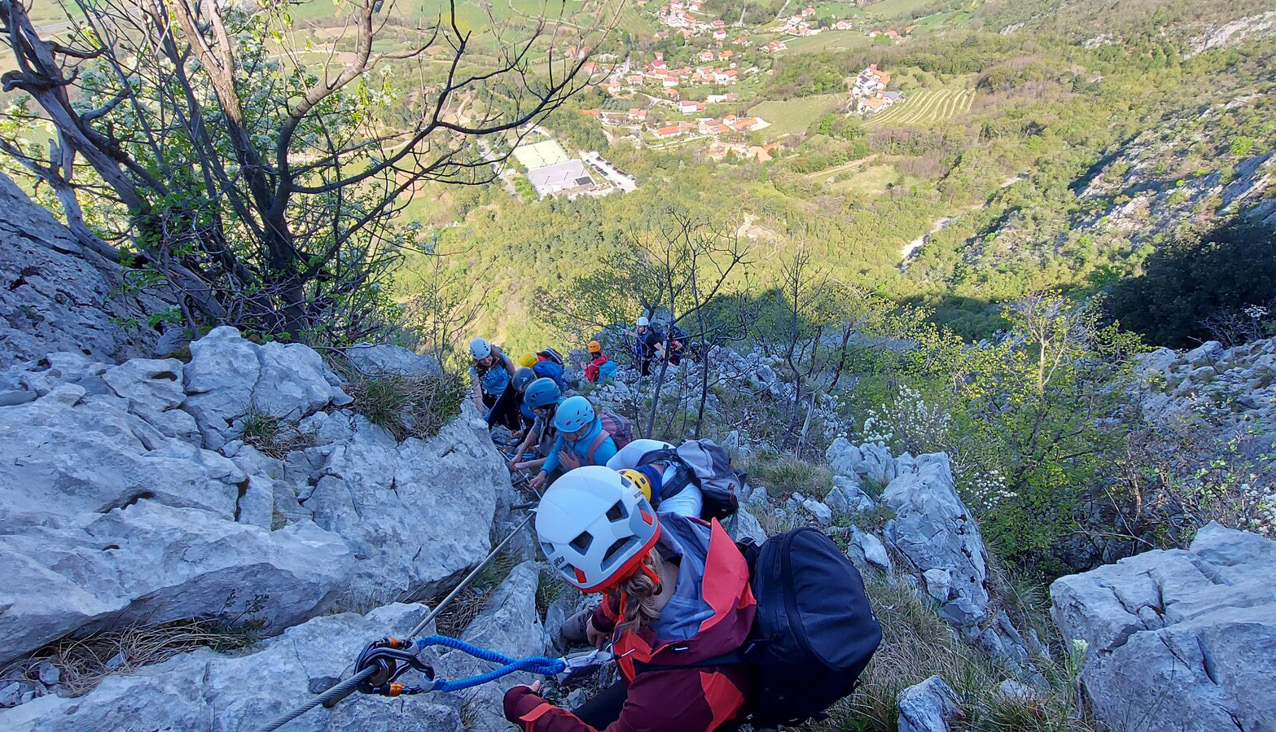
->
xmin=588 ymin=340 xmax=602 ymax=354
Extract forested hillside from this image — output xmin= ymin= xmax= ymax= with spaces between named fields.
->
xmin=386 ymin=0 xmax=1276 ymax=351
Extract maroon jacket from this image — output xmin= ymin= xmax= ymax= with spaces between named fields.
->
xmin=504 ymin=517 xmax=756 ymax=732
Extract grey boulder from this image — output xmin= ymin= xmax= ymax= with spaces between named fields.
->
xmin=1051 ymin=522 xmax=1276 ymax=732
xmin=344 ymin=344 xmax=443 ymax=377
xmin=824 ymin=474 xmax=877 ymax=516
xmin=881 ymin=453 xmax=990 ymax=629
xmin=0 ymin=604 xmax=465 ymax=732
xmin=826 ymin=438 xmax=896 ymax=486
xmin=846 ymin=526 xmax=892 ymax=573
xmin=896 ymin=675 xmax=960 ymax=732
xmin=183 ymin=327 xmax=353 ymax=449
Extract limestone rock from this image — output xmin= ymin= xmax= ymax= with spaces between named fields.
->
xmin=437 ymin=562 xmax=546 ymax=732
xmin=0 ymin=604 xmax=465 ymax=732
xmin=846 ymin=526 xmax=891 ymax=573
xmin=824 ymin=474 xmax=877 ymax=516
xmin=881 ymin=453 xmax=990 ymax=629
xmin=0 ymin=173 xmax=163 ymax=369
xmin=802 ymin=498 xmax=833 ymax=525
xmin=729 ymin=505 xmax=768 ymax=544
xmin=1051 ymin=523 xmax=1276 ymax=732
xmin=826 ymin=438 xmax=896 ymax=486
xmin=897 ymin=675 xmax=960 ymax=732
xmin=183 ymin=327 xmax=352 ymax=449
xmin=344 ymin=344 xmax=442 ymax=377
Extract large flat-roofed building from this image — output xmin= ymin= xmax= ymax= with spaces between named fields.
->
xmin=527 ymin=160 xmax=596 ymax=198
xmin=512 ymin=140 xmax=571 ymax=170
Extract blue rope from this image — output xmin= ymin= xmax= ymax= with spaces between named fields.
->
xmin=411 ymin=635 xmax=566 ymax=693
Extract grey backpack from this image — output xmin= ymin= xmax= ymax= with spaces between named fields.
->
xmin=638 ymin=439 xmax=744 ymax=520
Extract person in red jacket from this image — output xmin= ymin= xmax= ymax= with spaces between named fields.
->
xmin=582 ymin=341 xmax=618 ymax=384
xmin=505 ymin=466 xmax=755 ymax=732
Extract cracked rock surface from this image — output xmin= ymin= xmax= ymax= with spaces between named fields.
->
xmin=1051 ymin=523 xmax=1276 ymax=732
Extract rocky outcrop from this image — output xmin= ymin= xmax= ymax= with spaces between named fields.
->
xmin=0 ymin=603 xmax=466 ymax=732
xmin=880 ymin=453 xmax=989 ymax=630
xmin=0 ymin=330 xmax=507 ymax=666
xmin=1051 ymin=523 xmax=1276 ymax=732
xmin=896 ymin=676 xmax=961 ymax=732
xmin=0 ymin=173 xmax=164 ymax=369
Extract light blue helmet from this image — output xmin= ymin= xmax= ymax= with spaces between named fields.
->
xmin=525 ymin=378 xmax=562 ymax=409
xmin=512 ymin=367 xmax=536 ymax=393
xmin=553 ymin=396 xmax=596 ymax=433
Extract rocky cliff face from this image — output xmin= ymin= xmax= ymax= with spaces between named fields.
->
xmin=0 ymin=173 xmax=165 ymax=369
xmin=1052 ymin=524 xmax=1276 ymax=732
xmin=0 ymin=327 xmax=508 ymax=673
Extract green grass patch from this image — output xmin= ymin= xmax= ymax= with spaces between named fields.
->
xmin=342 ymin=369 xmax=466 ymax=441
xmin=748 ymin=93 xmax=844 ymax=139
xmin=864 ymin=0 xmax=936 ymax=19
xmin=781 ymin=30 xmax=874 ymax=54
xmin=742 ymin=450 xmax=835 ymax=498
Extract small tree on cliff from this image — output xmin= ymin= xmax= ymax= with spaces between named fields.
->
xmin=0 ymin=0 xmax=609 ymax=343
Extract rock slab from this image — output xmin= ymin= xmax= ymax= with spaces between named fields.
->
xmin=1051 ymin=523 xmax=1276 ymax=732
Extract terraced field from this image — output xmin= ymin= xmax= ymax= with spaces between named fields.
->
xmin=864 ymin=88 xmax=975 ymax=127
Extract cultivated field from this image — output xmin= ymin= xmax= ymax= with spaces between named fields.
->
xmin=864 ymin=88 xmax=974 ymax=127
xmin=748 ymin=93 xmax=845 ymax=139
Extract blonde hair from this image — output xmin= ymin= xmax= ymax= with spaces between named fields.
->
xmin=612 ymin=549 xmax=664 ymax=636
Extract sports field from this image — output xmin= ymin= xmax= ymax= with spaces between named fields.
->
xmin=512 ymin=140 xmax=572 ymax=169
xmin=863 ymin=88 xmax=974 ymax=127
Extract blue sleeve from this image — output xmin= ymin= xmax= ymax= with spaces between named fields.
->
xmin=588 ymin=437 xmax=618 ymax=467
xmin=543 ymin=432 xmax=566 ymax=474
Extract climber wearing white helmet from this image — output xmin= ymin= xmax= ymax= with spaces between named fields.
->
xmin=506 ymin=467 xmax=755 ymax=732
xmin=468 ymin=337 xmax=516 ymax=426
xmin=629 ymin=314 xmax=665 ymax=376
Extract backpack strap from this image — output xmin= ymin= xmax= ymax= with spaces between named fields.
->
xmin=637 ymin=449 xmax=694 ymax=500
xmin=584 ymin=430 xmax=610 ymax=464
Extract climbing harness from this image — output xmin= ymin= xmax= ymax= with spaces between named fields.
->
xmin=254 ymin=509 xmax=541 ymax=732
xmin=351 ymin=635 xmax=567 ymax=697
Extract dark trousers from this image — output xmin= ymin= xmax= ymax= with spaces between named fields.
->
xmin=573 ymin=680 xmax=629 ymax=728
xmin=485 ymin=387 xmax=522 ymax=431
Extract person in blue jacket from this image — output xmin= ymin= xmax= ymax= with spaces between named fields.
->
xmin=469 ymin=338 xmax=516 ymax=425
xmin=528 ymin=396 xmax=617 ymax=490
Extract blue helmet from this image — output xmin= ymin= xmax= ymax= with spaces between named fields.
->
xmin=524 ymin=377 xmax=562 ymax=409
xmin=553 ymin=396 xmax=596 ymax=433
xmin=511 ymin=367 xmax=536 ymax=393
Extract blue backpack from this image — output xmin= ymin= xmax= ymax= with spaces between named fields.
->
xmin=597 ymin=359 xmax=619 ymax=382
xmin=533 ymin=360 xmax=565 ymax=390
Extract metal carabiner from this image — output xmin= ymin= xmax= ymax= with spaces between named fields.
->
xmin=354 ymin=637 xmax=435 ymax=697
xmin=555 ymin=646 xmax=615 ymax=685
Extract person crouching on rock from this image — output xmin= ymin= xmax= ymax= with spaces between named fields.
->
xmin=582 ymin=341 xmax=618 ymax=384
xmin=505 ymin=466 xmax=756 ymax=732
xmin=527 ymin=396 xmax=616 ymax=490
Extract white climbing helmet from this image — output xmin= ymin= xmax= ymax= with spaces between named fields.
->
xmin=636 ymin=316 xmax=650 ymax=327
xmin=469 ymin=337 xmax=492 ymax=360
xmin=535 ymin=466 xmax=661 ymax=592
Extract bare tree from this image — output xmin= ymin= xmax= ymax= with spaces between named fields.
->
xmin=401 ymin=242 xmax=483 ymax=367
xmin=0 ymin=0 xmax=612 ymax=342
xmin=768 ymin=247 xmax=871 ymax=454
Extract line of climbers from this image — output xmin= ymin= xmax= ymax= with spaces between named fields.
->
xmin=382 ymin=326 xmax=883 ymax=732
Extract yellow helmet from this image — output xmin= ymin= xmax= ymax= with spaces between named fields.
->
xmin=588 ymin=340 xmax=602 ymax=354
xmin=518 ymin=353 xmax=538 ymax=368
xmin=618 ymin=468 xmax=652 ymax=501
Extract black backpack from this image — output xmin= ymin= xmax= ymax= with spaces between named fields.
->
xmin=637 ymin=439 xmax=742 ymax=520
xmin=639 ymin=528 xmax=882 ymax=728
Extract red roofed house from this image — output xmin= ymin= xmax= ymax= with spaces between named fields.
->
xmin=714 ymin=28 xmax=727 ymax=40
xmin=679 ymin=100 xmax=705 ymax=114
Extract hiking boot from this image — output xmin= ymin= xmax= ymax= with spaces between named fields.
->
xmin=558 ymin=607 xmax=594 ymax=648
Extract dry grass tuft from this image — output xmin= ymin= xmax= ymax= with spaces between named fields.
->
xmin=2 ymin=617 xmax=264 ymax=698
xmin=239 ymin=412 xmax=316 ymax=459
xmin=741 ymin=450 xmax=836 ymax=499
xmin=800 ymin=570 xmax=1102 ymax=732
xmin=342 ymin=369 xmax=466 ymax=441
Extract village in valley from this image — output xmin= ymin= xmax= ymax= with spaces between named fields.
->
xmin=500 ymin=0 xmax=942 ymax=198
